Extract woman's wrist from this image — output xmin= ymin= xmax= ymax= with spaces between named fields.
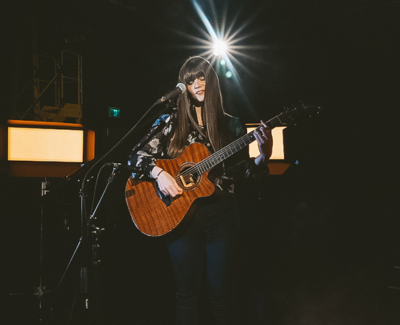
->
xmin=155 ymin=169 xmax=164 ymax=179
xmin=151 ymin=166 xmax=164 ymax=179
xmin=254 ymin=153 xmax=268 ymax=166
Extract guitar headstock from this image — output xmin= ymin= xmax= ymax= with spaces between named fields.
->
xmin=279 ymin=103 xmax=322 ymax=126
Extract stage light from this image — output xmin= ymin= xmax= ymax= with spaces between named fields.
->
xmin=2 ymin=120 xmax=95 ymax=177
xmin=225 ymin=70 xmax=232 ymax=78
xmin=190 ymin=0 xmax=242 ymax=83
xmin=213 ymin=40 xmax=227 ymax=56
xmin=188 ymin=0 xmax=270 ymax=113
xmin=247 ymin=125 xmax=287 ymax=160
xmin=8 ymin=127 xmax=84 ymax=162
xmin=246 ymin=124 xmax=290 ymax=175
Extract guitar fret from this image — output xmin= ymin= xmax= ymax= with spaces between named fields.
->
xmin=199 ymin=127 xmax=260 ymax=173
xmin=248 ymin=133 xmax=255 ymax=143
xmin=269 ymin=116 xmax=281 ymax=128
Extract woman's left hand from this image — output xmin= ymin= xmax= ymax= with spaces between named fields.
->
xmin=254 ymin=120 xmax=273 ymax=163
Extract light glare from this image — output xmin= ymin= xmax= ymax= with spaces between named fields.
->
xmin=213 ymin=40 xmax=227 ymax=56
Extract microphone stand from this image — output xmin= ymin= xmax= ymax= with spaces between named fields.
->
xmin=49 ymin=98 xmax=173 ymax=323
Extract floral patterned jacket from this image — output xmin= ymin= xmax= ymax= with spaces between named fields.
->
xmin=128 ymin=106 xmax=267 ymax=193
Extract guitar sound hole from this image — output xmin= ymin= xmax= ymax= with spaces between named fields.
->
xmin=177 ymin=164 xmax=200 ymax=191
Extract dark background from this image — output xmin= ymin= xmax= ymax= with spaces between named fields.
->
xmin=1 ymin=0 xmax=399 ymax=324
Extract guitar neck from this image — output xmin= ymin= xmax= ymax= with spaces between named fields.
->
xmin=195 ymin=114 xmax=282 ymax=175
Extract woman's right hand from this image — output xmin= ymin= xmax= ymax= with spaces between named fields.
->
xmin=152 ymin=166 xmax=183 ymax=197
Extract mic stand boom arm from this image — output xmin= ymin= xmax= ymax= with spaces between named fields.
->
xmin=50 ymin=99 xmax=173 ymax=318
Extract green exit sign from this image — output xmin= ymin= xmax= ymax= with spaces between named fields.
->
xmin=108 ymin=107 xmax=121 ymax=118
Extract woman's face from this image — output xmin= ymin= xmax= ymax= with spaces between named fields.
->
xmin=187 ymin=76 xmax=206 ymax=103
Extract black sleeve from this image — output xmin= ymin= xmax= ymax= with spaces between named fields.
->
xmin=127 ymin=112 xmax=175 ymax=180
xmin=224 ymin=115 xmax=269 ymax=181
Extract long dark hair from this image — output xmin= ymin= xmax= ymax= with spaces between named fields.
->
xmin=167 ymin=56 xmax=227 ymax=158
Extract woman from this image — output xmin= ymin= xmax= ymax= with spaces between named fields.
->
xmin=128 ymin=56 xmax=272 ymax=324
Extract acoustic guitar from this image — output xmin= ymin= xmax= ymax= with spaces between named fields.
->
xmin=125 ymin=104 xmax=320 ymax=236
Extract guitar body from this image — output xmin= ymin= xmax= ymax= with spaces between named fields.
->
xmin=125 ymin=143 xmax=215 ymax=237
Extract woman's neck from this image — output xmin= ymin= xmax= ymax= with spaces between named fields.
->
xmin=195 ymin=106 xmax=203 ymax=126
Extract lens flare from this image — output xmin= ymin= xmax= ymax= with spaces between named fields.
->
xmin=213 ymin=40 xmax=227 ymax=56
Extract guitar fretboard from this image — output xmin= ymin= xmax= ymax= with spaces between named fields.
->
xmin=173 ymin=104 xmax=320 ymax=182
xmin=194 ymin=113 xmax=283 ymax=175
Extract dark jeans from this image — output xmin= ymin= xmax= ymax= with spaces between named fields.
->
xmin=166 ymin=192 xmax=240 ymax=325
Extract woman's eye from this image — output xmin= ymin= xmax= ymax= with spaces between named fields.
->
xmin=187 ymin=81 xmax=193 ymax=85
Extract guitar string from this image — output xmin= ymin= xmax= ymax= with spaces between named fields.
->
xmin=172 ymin=107 xmax=315 ymax=184
xmin=172 ymin=113 xmax=286 ymax=182
xmin=173 ymin=117 xmax=283 ymax=182
xmin=175 ymin=130 xmax=255 ymax=179
xmin=172 ymin=125 xmax=262 ymax=184
xmin=170 ymin=111 xmax=298 ymax=185
xmin=173 ymin=107 xmax=317 ymax=183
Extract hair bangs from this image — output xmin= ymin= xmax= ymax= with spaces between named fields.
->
xmin=179 ymin=57 xmax=210 ymax=84
xmin=182 ymin=70 xmax=205 ymax=84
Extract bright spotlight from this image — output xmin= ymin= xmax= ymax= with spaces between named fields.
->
xmin=190 ymin=0 xmax=257 ymax=85
xmin=213 ymin=40 xmax=227 ymax=56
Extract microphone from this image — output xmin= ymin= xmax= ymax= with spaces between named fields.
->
xmin=155 ymin=83 xmax=187 ymax=105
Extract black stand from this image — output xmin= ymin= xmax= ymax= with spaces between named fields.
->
xmin=49 ymin=98 xmax=173 ymax=323
xmin=9 ymin=178 xmax=53 ymax=324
